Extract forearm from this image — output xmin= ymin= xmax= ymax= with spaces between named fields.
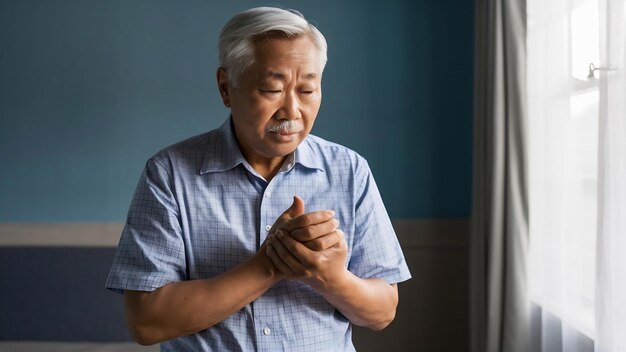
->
xmin=125 ymin=253 xmax=279 ymax=345
xmin=317 ymin=270 xmax=398 ymax=331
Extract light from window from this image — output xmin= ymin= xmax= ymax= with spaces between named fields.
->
xmin=528 ymin=0 xmax=600 ymax=339
xmin=571 ymin=1 xmax=600 ymax=81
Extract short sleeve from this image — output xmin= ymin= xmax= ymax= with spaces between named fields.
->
xmin=105 ymin=157 xmax=186 ymax=294
xmin=348 ymin=159 xmax=412 ymax=285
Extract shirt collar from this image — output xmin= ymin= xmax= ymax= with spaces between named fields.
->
xmin=200 ymin=117 xmax=326 ymax=174
xmin=200 ymin=118 xmax=246 ymax=174
xmin=294 ymin=138 xmax=326 ymax=173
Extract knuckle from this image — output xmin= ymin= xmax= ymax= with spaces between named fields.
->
xmin=299 ymin=214 xmax=314 ymax=226
xmin=306 ymin=224 xmax=318 ymax=237
xmin=311 ymin=255 xmax=324 ymax=268
xmin=310 ymin=239 xmax=324 ymax=251
xmin=318 ymin=221 xmax=332 ymax=234
xmin=339 ymin=239 xmax=348 ymax=252
xmin=328 ymin=231 xmax=341 ymax=244
xmin=289 ymin=218 xmax=306 ymax=230
xmin=286 ymin=241 xmax=298 ymax=253
xmin=290 ymin=228 xmax=302 ymax=239
xmin=319 ymin=237 xmax=329 ymax=250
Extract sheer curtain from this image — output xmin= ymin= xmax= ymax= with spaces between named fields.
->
xmin=528 ymin=0 xmax=626 ymax=350
xmin=596 ymin=0 xmax=626 ymax=351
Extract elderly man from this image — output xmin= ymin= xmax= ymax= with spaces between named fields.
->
xmin=106 ymin=7 xmax=410 ymax=351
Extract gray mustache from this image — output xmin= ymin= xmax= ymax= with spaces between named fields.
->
xmin=266 ymin=120 xmax=302 ymax=133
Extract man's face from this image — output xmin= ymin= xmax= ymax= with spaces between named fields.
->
xmin=221 ymin=35 xmax=323 ymax=165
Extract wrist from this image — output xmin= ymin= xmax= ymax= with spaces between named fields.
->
xmin=312 ymin=267 xmax=352 ymax=294
xmin=250 ymin=250 xmax=284 ymax=284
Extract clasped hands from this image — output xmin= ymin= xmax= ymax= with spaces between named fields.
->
xmin=263 ymin=196 xmax=348 ymax=291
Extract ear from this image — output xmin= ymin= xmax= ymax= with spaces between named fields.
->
xmin=216 ymin=67 xmax=231 ymax=108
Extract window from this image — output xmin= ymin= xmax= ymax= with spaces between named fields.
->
xmin=528 ymin=0 xmax=600 ymax=339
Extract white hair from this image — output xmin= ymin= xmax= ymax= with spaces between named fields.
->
xmin=218 ymin=7 xmax=328 ymax=86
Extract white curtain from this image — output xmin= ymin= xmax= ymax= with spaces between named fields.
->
xmin=528 ymin=0 xmax=626 ymax=350
xmin=596 ymin=0 xmax=626 ymax=351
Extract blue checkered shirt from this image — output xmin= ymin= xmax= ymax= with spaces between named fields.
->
xmin=106 ymin=118 xmax=411 ymax=351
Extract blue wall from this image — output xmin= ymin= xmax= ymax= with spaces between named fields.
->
xmin=0 ymin=0 xmax=474 ymax=221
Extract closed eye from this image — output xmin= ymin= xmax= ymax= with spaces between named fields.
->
xmin=259 ymin=89 xmax=281 ymax=94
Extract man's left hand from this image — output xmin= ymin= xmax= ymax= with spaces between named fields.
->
xmin=265 ymin=227 xmax=348 ymax=291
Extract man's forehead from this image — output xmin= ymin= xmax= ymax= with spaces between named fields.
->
xmin=261 ymin=70 xmax=319 ymax=81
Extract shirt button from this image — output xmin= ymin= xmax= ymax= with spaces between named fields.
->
xmin=265 ymin=191 xmax=272 ymax=198
xmin=263 ymin=327 xmax=271 ymax=336
xmin=265 ymin=225 xmax=272 ymax=232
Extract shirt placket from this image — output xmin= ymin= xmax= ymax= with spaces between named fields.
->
xmin=254 ymin=174 xmax=282 ymax=351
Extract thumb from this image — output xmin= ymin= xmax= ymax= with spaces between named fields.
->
xmin=269 ymin=196 xmax=305 ymax=236
xmin=285 ymin=196 xmax=305 ymax=218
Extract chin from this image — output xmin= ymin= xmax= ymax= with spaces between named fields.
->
xmin=265 ymin=143 xmax=298 ymax=158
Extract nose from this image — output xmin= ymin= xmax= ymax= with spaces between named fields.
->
xmin=277 ymin=91 xmax=301 ymax=120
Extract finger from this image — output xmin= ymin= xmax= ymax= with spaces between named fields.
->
xmin=303 ymin=229 xmax=344 ymax=251
xmin=290 ymin=218 xmax=339 ymax=242
xmin=282 ymin=210 xmax=336 ymax=232
xmin=274 ymin=230 xmax=318 ymax=266
xmin=270 ymin=232 xmax=311 ymax=274
xmin=266 ymin=243 xmax=296 ymax=276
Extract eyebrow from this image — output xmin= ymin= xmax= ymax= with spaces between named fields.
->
xmin=264 ymin=71 xmax=318 ymax=81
